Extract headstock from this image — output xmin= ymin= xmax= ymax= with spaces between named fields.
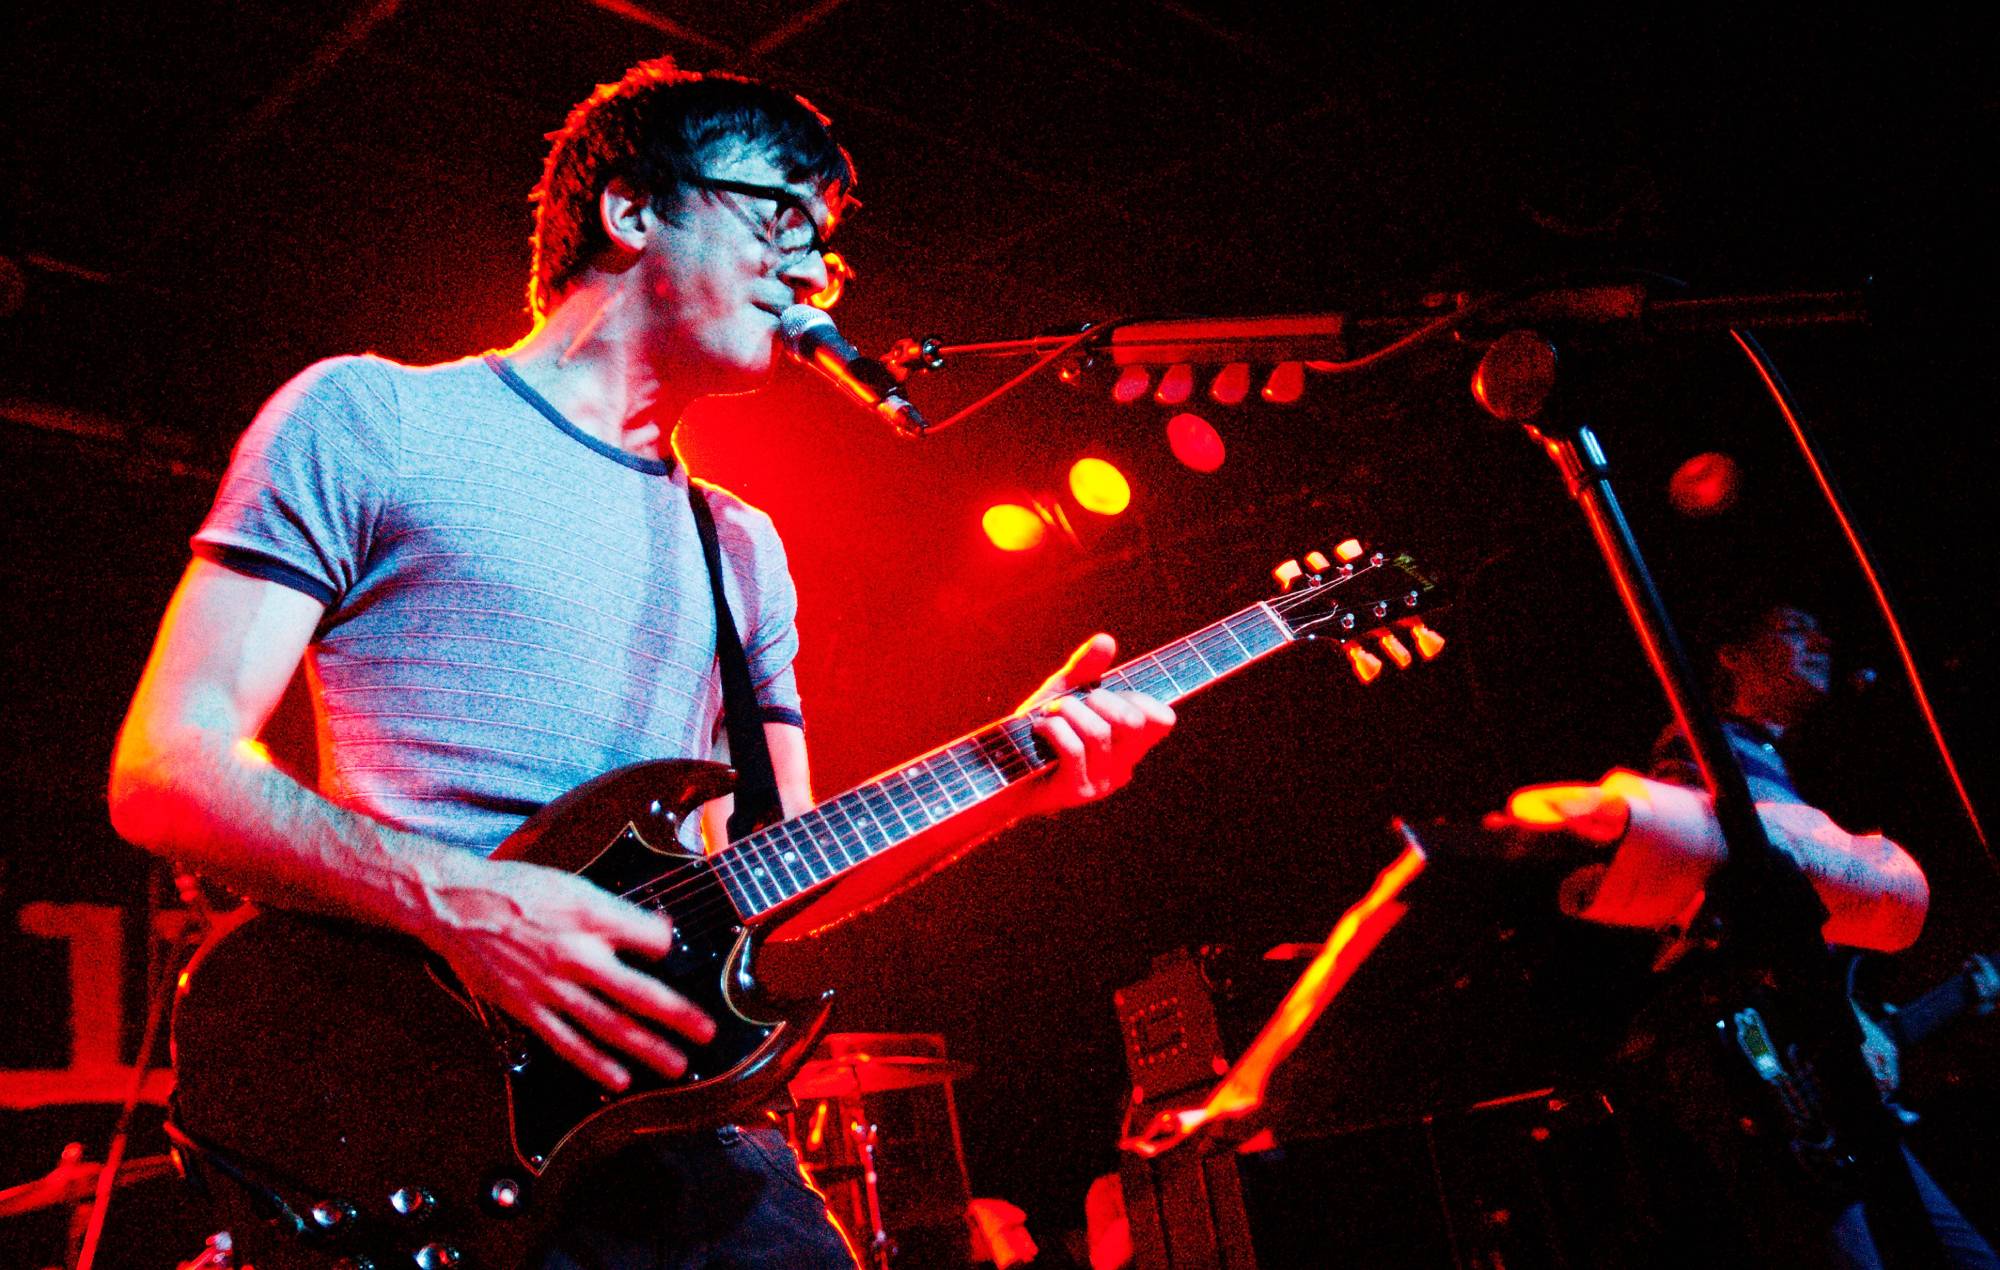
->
xmin=1269 ymin=539 xmax=1443 ymax=683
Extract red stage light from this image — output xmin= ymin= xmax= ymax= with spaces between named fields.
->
xmin=1068 ymin=458 xmax=1131 ymax=515
xmin=1261 ymin=361 xmax=1305 ymax=403
xmin=1154 ymin=363 xmax=1194 ymax=405
xmin=1667 ymin=451 xmax=1741 ymax=516
xmin=1112 ymin=366 xmax=1151 ymax=403
xmin=1210 ymin=362 xmax=1250 ymax=405
xmin=982 ymin=503 xmax=1046 ymax=551
xmin=1166 ymin=412 xmax=1225 ymax=472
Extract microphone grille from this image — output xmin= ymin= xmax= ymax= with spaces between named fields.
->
xmin=778 ymin=303 xmax=835 ymax=354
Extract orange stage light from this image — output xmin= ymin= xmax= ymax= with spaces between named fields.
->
xmin=1165 ymin=412 xmax=1225 ymax=473
xmin=982 ymin=503 xmax=1046 ymax=552
xmin=1068 ymin=458 xmax=1131 ymax=516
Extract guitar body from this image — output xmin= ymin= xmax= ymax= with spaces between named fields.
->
xmin=169 ymin=759 xmax=832 ymax=1270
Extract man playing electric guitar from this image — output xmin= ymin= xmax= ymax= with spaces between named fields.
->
xmin=1500 ymin=602 xmax=1997 ymax=1268
xmin=109 ymin=59 xmax=1174 ymax=1268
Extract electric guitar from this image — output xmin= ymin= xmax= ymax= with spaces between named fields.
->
xmin=167 ymin=545 xmax=1440 ymax=1270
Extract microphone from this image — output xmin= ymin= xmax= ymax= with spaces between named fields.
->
xmin=779 ymin=305 xmax=929 ymax=437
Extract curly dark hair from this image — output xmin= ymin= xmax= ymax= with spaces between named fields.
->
xmin=527 ymin=57 xmax=857 ymax=319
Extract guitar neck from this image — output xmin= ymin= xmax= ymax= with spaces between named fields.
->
xmin=713 ymin=601 xmax=1295 ymax=919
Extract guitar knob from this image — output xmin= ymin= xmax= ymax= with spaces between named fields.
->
xmin=413 ymin=1244 xmax=462 ymax=1269
xmin=389 ymin=1185 xmax=435 ymax=1219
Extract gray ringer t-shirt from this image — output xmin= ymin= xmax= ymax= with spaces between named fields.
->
xmin=193 ymin=353 xmax=803 ymax=855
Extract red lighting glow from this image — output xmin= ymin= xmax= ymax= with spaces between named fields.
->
xmin=1068 ymin=458 xmax=1132 ymax=515
xmin=1667 ymin=451 xmax=1741 ymax=516
xmin=1261 ymin=361 xmax=1305 ymax=404
xmin=982 ymin=503 xmax=1046 ymax=552
xmin=1112 ymin=366 xmax=1152 ymax=404
xmin=1210 ymin=362 xmax=1250 ymax=405
xmin=1166 ymin=412 xmax=1225 ymax=472
xmin=1154 ymin=363 xmax=1194 ymax=405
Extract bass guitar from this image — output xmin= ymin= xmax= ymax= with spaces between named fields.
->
xmin=168 ymin=544 xmax=1439 ymax=1269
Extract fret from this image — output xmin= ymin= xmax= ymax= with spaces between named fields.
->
xmin=1190 ymin=624 xmax=1247 ymax=674
xmin=883 ymin=771 xmax=939 ymax=831
xmin=709 ymin=852 xmax=755 ymax=914
xmin=795 ymin=808 xmax=843 ymax=881
xmin=764 ymin=822 xmax=814 ymax=897
xmin=900 ymin=760 xmax=958 ymax=821
xmin=951 ymin=735 xmax=1010 ymax=799
xmin=809 ymin=799 xmax=857 ymax=870
xmin=998 ymin=716 xmax=1053 ymax=773
xmin=1110 ymin=654 xmax=1178 ymax=702
xmin=931 ymin=748 xmax=980 ymax=809
xmin=1233 ymin=604 xmax=1292 ymax=654
xmin=1155 ymin=640 xmax=1209 ymax=693
xmin=829 ymin=791 xmax=888 ymax=859
xmin=854 ymin=781 xmax=915 ymax=847
xmin=734 ymin=839 xmax=783 ymax=907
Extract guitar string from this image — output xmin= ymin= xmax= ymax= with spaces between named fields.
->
xmin=604 ymin=572 xmax=1415 ymax=930
xmin=605 ymin=566 xmax=1419 ymax=926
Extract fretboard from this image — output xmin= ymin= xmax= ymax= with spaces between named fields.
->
xmin=710 ymin=601 xmax=1295 ymax=918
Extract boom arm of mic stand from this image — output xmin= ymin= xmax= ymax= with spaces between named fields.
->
xmin=884 ymin=286 xmax=1867 ymax=376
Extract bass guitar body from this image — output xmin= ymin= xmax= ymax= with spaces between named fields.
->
xmin=169 ymin=759 xmax=832 ymax=1270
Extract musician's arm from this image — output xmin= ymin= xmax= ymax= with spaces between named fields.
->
xmin=109 ymin=559 xmax=710 ymax=1090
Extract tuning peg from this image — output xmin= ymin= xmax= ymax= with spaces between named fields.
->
xmin=1343 ymin=641 xmax=1384 ymax=683
xmin=1375 ymin=631 xmax=1413 ymax=669
xmin=1303 ymin=550 xmax=1331 ymax=573
xmin=1334 ymin=539 xmax=1365 ymax=563
xmin=1406 ymin=620 xmax=1446 ymax=660
xmin=1273 ymin=558 xmax=1303 ymax=592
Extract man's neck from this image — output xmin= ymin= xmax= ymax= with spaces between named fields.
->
xmin=500 ymin=282 xmax=688 ymax=462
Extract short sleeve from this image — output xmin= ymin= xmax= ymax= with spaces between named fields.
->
xmin=191 ymin=357 xmax=398 ymax=608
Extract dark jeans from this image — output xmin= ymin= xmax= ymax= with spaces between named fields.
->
xmin=535 ymin=1125 xmax=857 ymax=1270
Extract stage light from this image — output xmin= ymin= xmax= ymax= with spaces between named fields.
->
xmin=1166 ymin=412 xmax=1225 ymax=473
xmin=1154 ymin=363 xmax=1194 ymax=405
xmin=982 ymin=503 xmax=1046 ymax=551
xmin=1261 ymin=361 xmax=1305 ymax=404
xmin=1209 ymin=362 xmax=1250 ymax=404
xmin=1668 ymin=451 xmax=1741 ymax=516
xmin=1112 ymin=366 xmax=1151 ymax=403
xmin=1068 ymin=458 xmax=1131 ymax=516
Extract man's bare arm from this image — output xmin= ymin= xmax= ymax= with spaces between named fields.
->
xmin=109 ymin=559 xmax=714 ymax=1089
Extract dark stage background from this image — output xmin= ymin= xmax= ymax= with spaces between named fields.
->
xmin=5 ymin=4 xmax=1995 ymax=1265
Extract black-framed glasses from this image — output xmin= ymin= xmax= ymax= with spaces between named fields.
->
xmin=682 ymin=176 xmax=835 ymax=260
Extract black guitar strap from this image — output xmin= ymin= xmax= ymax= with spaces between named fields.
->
xmin=689 ymin=484 xmax=783 ymax=841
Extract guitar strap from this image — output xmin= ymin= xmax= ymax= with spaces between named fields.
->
xmin=688 ymin=484 xmax=783 ymax=841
